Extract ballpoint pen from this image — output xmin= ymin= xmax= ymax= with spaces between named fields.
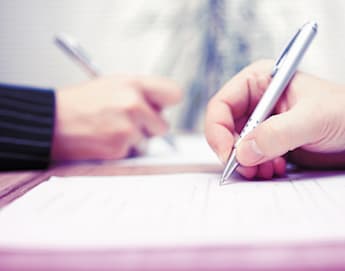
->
xmin=54 ymin=33 xmax=176 ymax=149
xmin=55 ymin=33 xmax=101 ymax=78
xmin=220 ymin=21 xmax=318 ymax=185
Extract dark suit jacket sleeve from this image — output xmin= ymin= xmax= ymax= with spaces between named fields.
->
xmin=0 ymin=83 xmax=55 ymax=170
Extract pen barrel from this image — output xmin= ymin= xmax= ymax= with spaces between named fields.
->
xmin=239 ymin=22 xmax=317 ymax=141
xmin=55 ymin=34 xmax=101 ymax=78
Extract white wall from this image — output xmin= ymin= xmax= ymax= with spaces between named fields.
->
xmin=254 ymin=0 xmax=345 ymax=83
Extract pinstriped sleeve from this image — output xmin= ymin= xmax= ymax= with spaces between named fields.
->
xmin=0 ymin=83 xmax=55 ymax=170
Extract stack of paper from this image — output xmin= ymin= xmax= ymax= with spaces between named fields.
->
xmin=116 ymin=134 xmax=221 ymax=166
xmin=0 ymin=171 xmax=344 ymax=249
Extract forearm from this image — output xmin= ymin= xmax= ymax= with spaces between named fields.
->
xmin=0 ymin=84 xmax=55 ymax=170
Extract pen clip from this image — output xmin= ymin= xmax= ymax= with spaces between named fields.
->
xmin=271 ymin=28 xmax=301 ymax=77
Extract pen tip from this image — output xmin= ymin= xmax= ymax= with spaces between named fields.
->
xmin=219 ymin=150 xmax=238 ymax=185
xmin=219 ymin=174 xmax=229 ymax=185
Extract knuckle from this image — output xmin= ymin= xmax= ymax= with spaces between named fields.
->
xmin=117 ymin=123 xmax=136 ymax=138
xmin=123 ymin=95 xmax=143 ymax=115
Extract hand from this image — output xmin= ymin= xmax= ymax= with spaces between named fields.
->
xmin=52 ymin=75 xmax=182 ymax=160
xmin=205 ymin=59 xmax=345 ymax=179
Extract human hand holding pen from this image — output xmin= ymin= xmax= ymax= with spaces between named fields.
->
xmin=205 ymin=59 xmax=345 ymax=180
xmin=52 ymin=74 xmax=182 ymax=161
xmin=54 ymin=33 xmax=178 ymax=151
xmin=208 ymin=21 xmax=317 ymax=183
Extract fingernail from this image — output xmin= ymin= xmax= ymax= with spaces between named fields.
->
xmin=239 ymin=139 xmax=265 ymax=165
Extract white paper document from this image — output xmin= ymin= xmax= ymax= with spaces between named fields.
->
xmin=116 ymin=134 xmax=220 ymax=166
xmin=0 ymin=171 xmax=345 ymax=249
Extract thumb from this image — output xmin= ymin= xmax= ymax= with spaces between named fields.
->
xmin=236 ymin=106 xmax=318 ymax=166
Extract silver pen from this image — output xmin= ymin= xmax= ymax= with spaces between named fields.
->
xmin=220 ymin=21 xmax=318 ymax=185
xmin=55 ymin=33 xmax=101 ymax=78
xmin=54 ymin=33 xmax=176 ymax=149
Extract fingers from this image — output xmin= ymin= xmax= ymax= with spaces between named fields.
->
xmin=205 ymin=59 xmax=273 ymax=163
xmin=106 ymin=123 xmax=143 ymax=160
xmin=125 ymin=76 xmax=182 ymax=138
xmin=236 ymin=157 xmax=286 ymax=180
xmin=236 ymin=105 xmax=319 ymax=167
xmin=205 ymin=99 xmax=236 ymax=163
xmin=130 ymin=76 xmax=183 ymax=108
xmin=216 ymin=60 xmax=272 ymax=120
xmin=54 ymin=74 xmax=180 ymax=161
xmin=127 ymin=98 xmax=169 ymax=136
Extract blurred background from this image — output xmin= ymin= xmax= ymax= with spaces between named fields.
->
xmin=1 ymin=0 xmax=345 ymax=132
